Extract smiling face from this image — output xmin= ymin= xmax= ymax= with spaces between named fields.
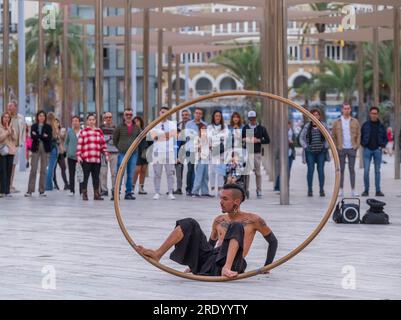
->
xmin=194 ymin=109 xmax=203 ymax=122
xmin=37 ymin=112 xmax=46 ymax=125
xmin=1 ymin=113 xmax=11 ymax=127
xmin=181 ymin=110 xmax=190 ymax=122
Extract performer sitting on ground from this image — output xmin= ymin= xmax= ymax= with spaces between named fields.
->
xmin=136 ymin=184 xmax=278 ymax=278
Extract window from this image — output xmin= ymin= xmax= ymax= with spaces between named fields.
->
xmin=219 ymin=77 xmax=237 ymax=91
xmin=103 ymin=48 xmax=110 ymax=69
xmin=288 ymin=45 xmax=300 ymax=61
xmin=117 ymin=49 xmax=124 ymax=69
xmin=195 ymin=77 xmax=213 ymax=96
xmin=326 ymin=44 xmax=342 ymax=60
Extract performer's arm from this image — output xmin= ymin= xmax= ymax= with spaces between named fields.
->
xmin=257 ymin=217 xmax=278 ymax=266
xmin=208 ymin=218 xmax=219 ymax=248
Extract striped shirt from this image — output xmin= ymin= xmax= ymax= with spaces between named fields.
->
xmin=76 ymin=127 xmax=109 ymax=163
xmin=309 ymin=127 xmax=324 ymax=153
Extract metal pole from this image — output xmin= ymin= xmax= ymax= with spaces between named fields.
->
xmin=82 ymin=24 xmax=88 ymax=119
xmin=124 ymin=0 xmax=132 ymax=110
xmin=357 ymin=42 xmax=365 ymax=169
xmin=167 ymin=46 xmax=173 ymax=109
xmin=132 ymin=8 xmax=137 ymax=115
xmin=18 ymin=0 xmax=26 ymax=117
xmin=62 ymin=4 xmax=69 ymax=127
xmin=38 ymin=0 xmax=44 ymax=112
xmin=157 ymin=25 xmax=163 ymax=114
xmin=373 ymin=6 xmax=380 ymax=107
xmin=394 ymin=7 xmax=400 ymax=179
xmin=2 ymin=0 xmax=10 ymax=111
xmin=184 ymin=53 xmax=189 ymax=101
xmin=143 ymin=8 xmax=150 ymax=123
xmin=277 ymin=0 xmax=289 ymax=205
xmin=95 ymin=0 xmax=104 ymax=125
xmin=18 ymin=0 xmax=27 ymax=172
xmin=175 ymin=52 xmax=181 ymax=117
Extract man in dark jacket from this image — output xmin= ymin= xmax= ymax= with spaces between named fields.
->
xmin=242 ymin=111 xmax=270 ymax=198
xmin=113 ymin=108 xmax=141 ymax=200
xmin=361 ymin=106 xmax=388 ymax=197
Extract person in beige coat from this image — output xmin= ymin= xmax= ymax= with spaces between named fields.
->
xmin=331 ymin=103 xmax=361 ymax=197
xmin=0 ymin=112 xmax=18 ymax=197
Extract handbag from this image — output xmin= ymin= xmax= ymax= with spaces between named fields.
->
xmin=0 ymin=144 xmax=9 ymax=156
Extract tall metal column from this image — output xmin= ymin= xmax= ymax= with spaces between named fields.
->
xmin=276 ymin=0 xmax=289 ymax=205
xmin=142 ymin=8 xmax=150 ymax=123
xmin=2 ymin=0 xmax=10 ymax=111
xmin=167 ymin=46 xmax=173 ymax=109
xmin=124 ymin=0 xmax=132 ymax=110
xmin=357 ymin=42 xmax=365 ymax=169
xmin=394 ymin=7 xmax=400 ymax=179
xmin=62 ymin=4 xmax=69 ymax=127
xmin=373 ymin=6 xmax=380 ymax=107
xmin=82 ymin=24 xmax=88 ymax=119
xmin=18 ymin=0 xmax=26 ymax=171
xmin=38 ymin=0 xmax=44 ymax=112
xmin=95 ymin=0 xmax=104 ymax=125
xmin=157 ymin=23 xmax=164 ymax=114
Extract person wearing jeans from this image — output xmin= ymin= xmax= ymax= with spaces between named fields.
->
xmin=299 ymin=109 xmax=330 ymax=197
xmin=113 ymin=108 xmax=140 ymax=200
xmin=361 ymin=106 xmax=388 ymax=197
xmin=183 ymin=108 xmax=207 ymax=196
xmin=76 ymin=114 xmax=109 ymax=201
xmin=150 ymin=107 xmax=177 ymax=200
xmin=65 ymin=116 xmax=81 ymax=196
xmin=331 ymin=103 xmax=361 ymax=197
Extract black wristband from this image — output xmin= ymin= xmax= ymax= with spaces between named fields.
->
xmin=264 ymin=232 xmax=278 ymax=266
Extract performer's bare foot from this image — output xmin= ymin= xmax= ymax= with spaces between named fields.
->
xmin=136 ymin=245 xmax=162 ymax=261
xmin=221 ymin=266 xmax=238 ymax=279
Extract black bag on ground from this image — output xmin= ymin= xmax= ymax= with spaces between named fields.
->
xmin=361 ymin=199 xmax=390 ymax=225
xmin=332 ymin=198 xmax=360 ymax=224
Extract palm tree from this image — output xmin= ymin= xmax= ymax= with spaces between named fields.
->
xmin=363 ymin=41 xmax=401 ymax=102
xmin=315 ymin=59 xmax=358 ymax=104
xmin=213 ymin=44 xmax=261 ymax=91
xmin=25 ymin=9 xmax=89 ymax=111
xmin=292 ymin=79 xmax=319 ymax=110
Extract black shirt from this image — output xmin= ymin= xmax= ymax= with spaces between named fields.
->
xmin=367 ymin=121 xmax=379 ymax=150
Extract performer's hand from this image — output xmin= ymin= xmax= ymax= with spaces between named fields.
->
xmin=221 ymin=266 xmax=238 ymax=279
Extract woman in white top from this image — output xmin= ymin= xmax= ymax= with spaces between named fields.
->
xmin=207 ymin=110 xmax=228 ymax=195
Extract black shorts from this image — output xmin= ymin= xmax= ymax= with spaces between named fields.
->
xmin=170 ymin=218 xmax=247 ymax=276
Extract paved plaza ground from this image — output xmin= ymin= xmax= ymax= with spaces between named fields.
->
xmin=1 ymin=152 xmax=400 ymax=300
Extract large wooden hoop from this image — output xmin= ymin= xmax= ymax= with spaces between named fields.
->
xmin=114 ymin=90 xmax=340 ymax=282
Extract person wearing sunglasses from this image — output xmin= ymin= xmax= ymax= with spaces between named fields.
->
xmin=113 ymin=108 xmax=140 ymax=200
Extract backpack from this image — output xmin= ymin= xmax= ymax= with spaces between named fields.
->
xmin=361 ymin=199 xmax=390 ymax=225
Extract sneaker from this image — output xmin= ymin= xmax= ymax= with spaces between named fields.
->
xmin=256 ymin=191 xmax=262 ymax=198
xmin=5 ymin=194 xmax=12 ymax=198
xmin=375 ymin=191 xmax=385 ymax=197
xmin=201 ymin=194 xmax=215 ymax=198
xmin=192 ymin=194 xmax=201 ymax=198
xmin=24 ymin=192 xmax=32 ymax=197
xmin=361 ymin=191 xmax=369 ymax=197
xmin=186 ymin=191 xmax=192 ymax=196
xmin=338 ymin=189 xmax=344 ymax=197
xmin=307 ymin=191 xmax=313 ymax=197
xmin=39 ymin=192 xmax=47 ymax=197
xmin=173 ymin=189 xmax=182 ymax=195
xmin=125 ymin=193 xmax=136 ymax=200
xmin=64 ymin=184 xmax=70 ymax=191
xmin=153 ymin=193 xmax=160 ymax=200
xmin=168 ymin=193 xmax=176 ymax=200
xmin=68 ymin=191 xmax=75 ymax=196
xmin=138 ymin=188 xmax=147 ymax=195
xmin=11 ymin=187 xmax=20 ymax=194
xmin=320 ymin=190 xmax=326 ymax=197
xmin=351 ymin=190 xmax=360 ymax=197
xmin=101 ymin=190 xmax=108 ymax=197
